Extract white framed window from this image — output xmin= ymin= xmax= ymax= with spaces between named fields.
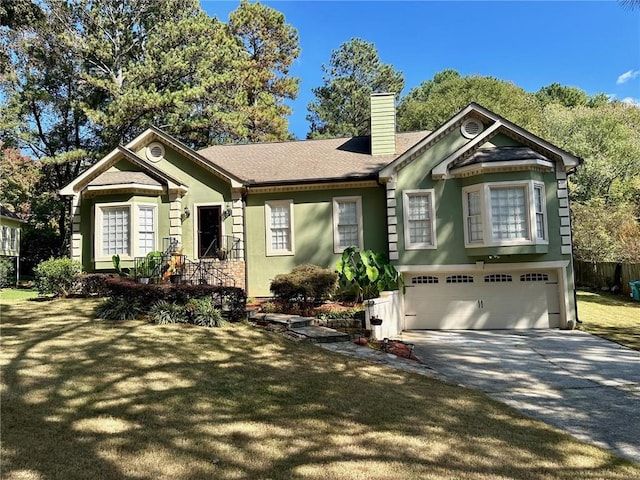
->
xmin=333 ymin=196 xmax=363 ymax=253
xmin=490 ymin=186 xmax=528 ymax=240
xmin=1 ymin=226 xmax=8 ymax=250
xmin=462 ymin=181 xmax=548 ymax=248
xmin=9 ymin=227 xmax=17 ymax=251
xmin=137 ymin=205 xmax=156 ymax=256
xmin=95 ymin=202 xmax=157 ymax=260
xmin=466 ymin=189 xmax=483 ymax=243
xmin=533 ymin=183 xmax=546 ymax=241
xmin=265 ymin=200 xmax=294 ymax=256
xmin=101 ymin=206 xmax=130 ymax=257
xmin=402 ymin=189 xmax=436 ymax=249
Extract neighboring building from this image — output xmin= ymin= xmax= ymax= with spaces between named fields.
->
xmin=60 ymin=94 xmax=582 ymax=330
xmin=0 ymin=205 xmax=26 ymax=285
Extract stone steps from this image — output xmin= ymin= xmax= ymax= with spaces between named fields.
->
xmin=252 ymin=313 xmax=351 ymax=343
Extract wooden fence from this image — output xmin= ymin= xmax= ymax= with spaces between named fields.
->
xmin=574 ymin=260 xmax=640 ymax=294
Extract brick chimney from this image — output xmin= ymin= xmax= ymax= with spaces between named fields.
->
xmin=370 ymin=92 xmax=396 ymax=155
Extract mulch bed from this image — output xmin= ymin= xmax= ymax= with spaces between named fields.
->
xmin=356 ymin=337 xmax=420 ymax=362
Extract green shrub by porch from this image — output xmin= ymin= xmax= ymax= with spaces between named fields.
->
xmin=34 ymin=257 xmax=83 ymax=297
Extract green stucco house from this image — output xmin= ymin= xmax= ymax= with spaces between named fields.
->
xmin=60 ymin=94 xmax=582 ymax=330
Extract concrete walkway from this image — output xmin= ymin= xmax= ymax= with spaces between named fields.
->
xmin=319 ymin=330 xmax=640 ymax=464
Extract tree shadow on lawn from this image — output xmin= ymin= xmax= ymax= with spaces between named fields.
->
xmin=1 ymin=299 xmax=638 ymax=480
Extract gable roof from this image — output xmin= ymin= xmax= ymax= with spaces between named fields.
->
xmin=59 ymin=127 xmax=244 ymax=196
xmin=0 ymin=205 xmax=25 ymax=223
xmin=380 ymin=103 xmax=583 ymax=180
xmin=197 ymin=131 xmax=428 ymax=185
xmin=451 ymin=146 xmax=550 ymax=169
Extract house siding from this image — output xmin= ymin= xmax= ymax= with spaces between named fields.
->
xmin=244 ymin=186 xmax=387 ymax=297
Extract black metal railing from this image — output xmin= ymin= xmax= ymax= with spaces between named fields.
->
xmin=133 ymin=236 xmax=240 ymax=287
xmin=199 ymin=235 xmax=242 ymax=261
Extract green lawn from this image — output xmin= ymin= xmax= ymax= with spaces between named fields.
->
xmin=0 ymin=287 xmax=38 ymax=303
xmin=1 ymin=297 xmax=638 ymax=479
xmin=577 ymin=289 xmax=640 ymax=351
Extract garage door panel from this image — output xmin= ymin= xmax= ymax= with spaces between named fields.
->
xmin=404 ymin=270 xmax=559 ymax=330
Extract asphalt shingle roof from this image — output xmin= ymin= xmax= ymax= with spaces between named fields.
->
xmin=198 ymin=131 xmax=429 ymax=184
xmin=87 ymin=171 xmax=162 ymax=187
xmin=452 ymin=146 xmax=551 ymax=169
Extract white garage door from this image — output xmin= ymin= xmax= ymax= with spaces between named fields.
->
xmin=404 ymin=271 xmax=560 ymax=329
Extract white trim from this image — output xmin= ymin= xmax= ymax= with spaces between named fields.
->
xmin=192 ymin=202 xmax=226 ymax=261
xmin=146 ymin=142 xmax=165 ymax=162
xmin=402 ymin=189 xmax=437 ymax=250
xmin=86 ymin=184 xmax=164 ymax=193
xmin=94 ymin=201 xmax=158 ymax=261
xmin=397 ymin=260 xmax=570 ymax=273
xmin=265 ymin=200 xmax=294 ymax=256
xmin=332 ymin=196 xmax=364 ymax=253
xmin=449 ymin=159 xmax=554 ymax=178
xmin=462 ymin=180 xmax=549 ymax=248
xmin=460 ymin=118 xmax=484 ymax=139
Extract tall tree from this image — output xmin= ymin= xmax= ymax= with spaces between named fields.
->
xmin=228 ymin=0 xmax=300 ymax=142
xmin=397 ymin=72 xmax=543 ymax=134
xmin=306 ymin=38 xmax=405 ymax=139
xmin=541 ymin=102 xmax=640 ymax=206
xmin=1 ymin=1 xmax=95 ymax=252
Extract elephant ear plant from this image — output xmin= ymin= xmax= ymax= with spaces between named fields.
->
xmin=335 ymin=247 xmax=404 ymax=302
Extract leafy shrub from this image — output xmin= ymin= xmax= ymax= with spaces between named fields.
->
xmin=101 ymin=277 xmax=246 ymax=322
xmin=148 ymin=301 xmax=185 ymax=325
xmin=185 ymin=297 xmax=224 ymax=327
xmin=95 ymin=296 xmax=144 ymax=321
xmin=73 ymin=273 xmax=113 ymax=297
xmin=270 ymin=264 xmax=337 ymax=304
xmin=34 ymin=257 xmax=83 ymax=297
xmin=335 ymin=247 xmax=403 ymax=301
xmin=0 ymin=257 xmax=15 ymax=288
xmin=260 ymin=301 xmax=283 ymax=314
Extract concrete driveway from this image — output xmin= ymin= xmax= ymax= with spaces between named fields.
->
xmin=401 ymin=329 xmax=640 ymax=464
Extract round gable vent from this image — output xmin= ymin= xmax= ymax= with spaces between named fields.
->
xmin=461 ymin=118 xmax=484 ymax=139
xmin=146 ymin=142 xmax=165 ymax=162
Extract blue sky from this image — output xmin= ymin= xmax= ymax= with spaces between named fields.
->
xmin=201 ymin=1 xmax=640 ymax=139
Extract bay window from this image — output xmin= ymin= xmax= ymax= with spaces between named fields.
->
xmin=463 ymin=181 xmax=547 ymax=247
xmin=95 ymin=202 xmax=157 ymax=260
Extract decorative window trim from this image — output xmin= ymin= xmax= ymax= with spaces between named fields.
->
xmin=520 ymin=273 xmax=549 ymax=282
xmin=265 ymin=200 xmax=294 ymax=256
xmin=484 ymin=274 xmax=513 ymax=283
xmin=402 ymin=189 xmax=437 ymax=250
xmin=94 ymin=202 xmax=157 ymax=261
xmin=462 ymin=180 xmax=549 ymax=248
xmin=446 ymin=275 xmax=474 ymax=284
xmin=333 ymin=196 xmax=363 ymax=253
xmin=411 ymin=275 xmax=439 ymax=284
xmin=146 ymin=142 xmax=165 ymax=162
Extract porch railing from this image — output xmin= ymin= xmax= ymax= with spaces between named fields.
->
xmin=133 ymin=236 xmax=241 ymax=287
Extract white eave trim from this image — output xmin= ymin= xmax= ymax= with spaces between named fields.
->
xmin=467 ymin=104 xmax=582 ymax=170
xmin=449 ymin=159 xmax=555 ymax=178
xmin=86 ymin=184 xmax=164 ymax=193
xmin=379 ymin=104 xmax=480 ymax=179
xmin=432 ymin=121 xmax=502 ymax=180
xmin=59 ymin=148 xmax=123 ymax=196
xmin=142 ymin=127 xmax=245 ymax=189
xmin=397 ymin=260 xmax=570 ymax=273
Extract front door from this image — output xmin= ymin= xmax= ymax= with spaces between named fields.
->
xmin=197 ymin=206 xmax=221 ymax=258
